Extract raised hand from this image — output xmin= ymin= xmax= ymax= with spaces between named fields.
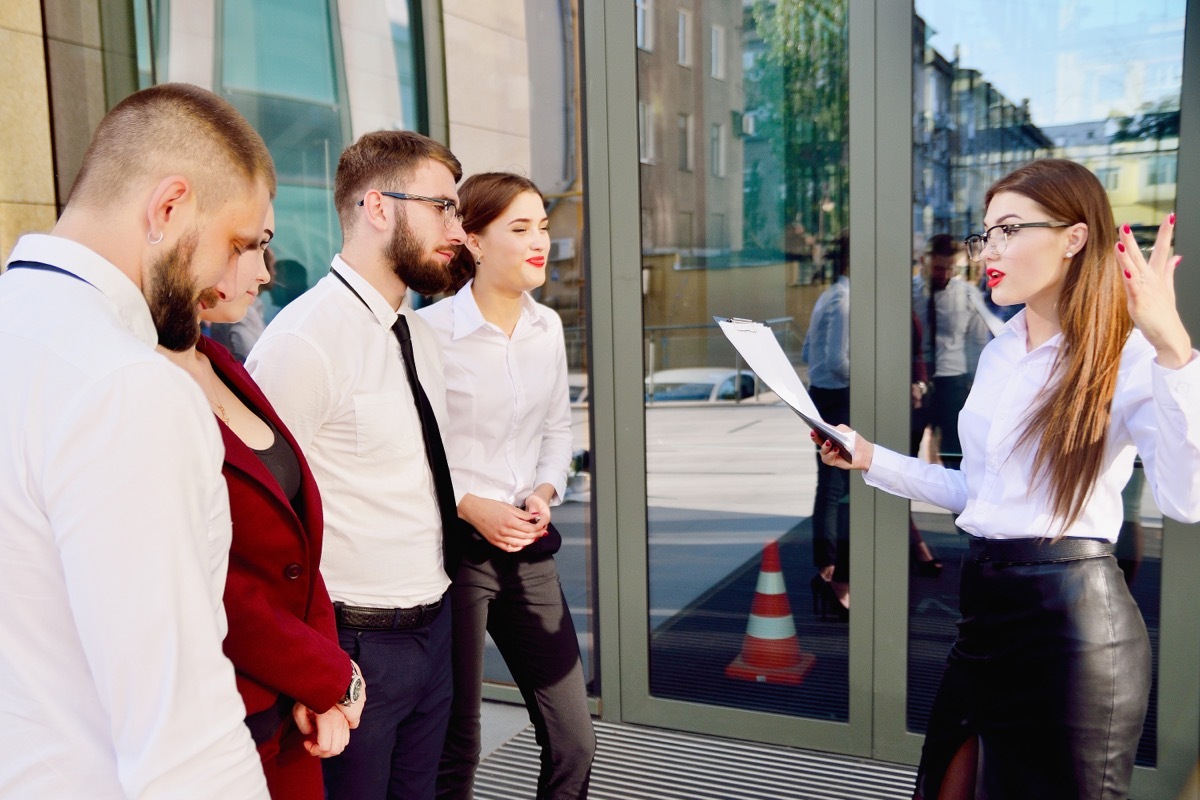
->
xmin=1116 ymin=214 xmax=1192 ymax=369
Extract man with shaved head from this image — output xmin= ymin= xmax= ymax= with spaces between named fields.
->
xmin=0 ymin=83 xmax=274 ymax=798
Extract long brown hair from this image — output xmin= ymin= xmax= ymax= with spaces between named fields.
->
xmin=448 ymin=172 xmax=545 ymax=291
xmin=989 ymin=159 xmax=1132 ymax=534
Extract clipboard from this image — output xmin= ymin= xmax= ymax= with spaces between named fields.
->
xmin=715 ymin=316 xmax=856 ymax=462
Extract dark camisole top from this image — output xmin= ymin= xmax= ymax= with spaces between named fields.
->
xmin=250 ymin=416 xmax=303 ymax=503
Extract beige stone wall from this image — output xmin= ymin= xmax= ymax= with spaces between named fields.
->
xmin=0 ymin=0 xmax=58 ymax=260
xmin=442 ymin=0 xmax=532 ymax=177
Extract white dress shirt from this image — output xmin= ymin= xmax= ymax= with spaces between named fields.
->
xmin=418 ymin=282 xmax=572 ymax=507
xmin=914 ymin=276 xmax=992 ymax=378
xmin=866 ymin=310 xmax=1200 ymax=540
xmin=247 ymin=257 xmax=450 ymax=608
xmin=802 ymin=275 xmax=850 ymax=389
xmin=0 ymin=235 xmax=267 ymax=798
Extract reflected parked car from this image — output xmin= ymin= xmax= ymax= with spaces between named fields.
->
xmin=568 ymin=372 xmax=588 ymax=407
xmin=644 ymin=368 xmax=757 ymax=403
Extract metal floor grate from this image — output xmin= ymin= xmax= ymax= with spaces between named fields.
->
xmin=474 ymin=720 xmax=916 ymax=799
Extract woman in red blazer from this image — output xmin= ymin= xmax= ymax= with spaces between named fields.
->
xmin=158 ymin=206 xmax=365 ymax=798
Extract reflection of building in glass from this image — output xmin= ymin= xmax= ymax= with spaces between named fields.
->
xmin=913 ymin=10 xmax=1181 ymax=249
xmin=635 ymin=0 xmax=747 ymax=365
xmin=913 ymin=14 xmax=1053 ymax=249
xmin=1043 ymin=112 xmax=1179 ymax=234
xmin=636 ymin=1 xmax=851 ymax=369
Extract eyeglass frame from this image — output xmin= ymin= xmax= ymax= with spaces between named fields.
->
xmin=963 ymin=221 xmax=1073 ymax=261
xmin=358 ymin=190 xmax=464 ymax=228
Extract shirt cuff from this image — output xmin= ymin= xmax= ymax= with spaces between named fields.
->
xmin=862 ymin=444 xmax=907 ymax=494
xmin=1152 ymin=349 xmax=1200 ymax=410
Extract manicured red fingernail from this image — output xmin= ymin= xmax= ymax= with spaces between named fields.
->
xmin=1123 ymin=224 xmax=1132 ymax=235
xmin=1124 ymin=269 xmax=1132 ymax=279
xmin=1169 ymin=213 xmax=1176 ymax=225
xmin=1117 ymin=242 xmax=1125 ymax=253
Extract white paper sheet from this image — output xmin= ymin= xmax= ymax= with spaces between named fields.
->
xmin=716 ymin=316 xmax=856 ymax=460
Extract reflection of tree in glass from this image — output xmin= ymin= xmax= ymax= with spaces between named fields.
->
xmin=746 ymin=0 xmax=848 ymax=252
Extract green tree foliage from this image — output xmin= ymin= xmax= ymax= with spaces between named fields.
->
xmin=746 ymin=0 xmax=849 ymax=237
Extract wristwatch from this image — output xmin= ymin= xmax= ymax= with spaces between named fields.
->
xmin=339 ymin=662 xmax=363 ymax=707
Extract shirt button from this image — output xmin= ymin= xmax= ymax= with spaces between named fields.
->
xmin=284 ymin=564 xmax=303 ymax=580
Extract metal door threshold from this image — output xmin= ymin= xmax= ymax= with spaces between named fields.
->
xmin=475 ymin=720 xmax=916 ymax=799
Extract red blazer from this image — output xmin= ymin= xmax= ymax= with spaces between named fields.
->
xmin=200 ymin=337 xmax=349 ymax=716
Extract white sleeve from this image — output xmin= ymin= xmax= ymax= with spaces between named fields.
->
xmin=44 ymin=364 xmax=267 ymax=799
xmin=1122 ymin=350 xmax=1200 ymax=523
xmin=533 ymin=325 xmax=574 ymax=505
xmin=246 ymin=331 xmax=336 ymax=452
xmin=862 ymin=443 xmax=970 ymax=515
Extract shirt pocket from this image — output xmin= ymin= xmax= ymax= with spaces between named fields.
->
xmin=353 ymin=391 xmax=419 ymax=460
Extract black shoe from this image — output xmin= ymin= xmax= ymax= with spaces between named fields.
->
xmin=810 ymin=574 xmax=849 ymax=622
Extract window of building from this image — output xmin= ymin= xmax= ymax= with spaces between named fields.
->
xmin=637 ymin=0 xmax=654 ymax=51
xmin=678 ymin=9 xmax=692 ymax=67
xmin=639 ymin=101 xmax=656 ymax=163
xmin=1147 ymin=153 xmax=1177 ymax=186
xmin=678 ymin=113 xmax=694 ymax=171
xmin=1097 ymin=166 xmax=1120 ymax=190
xmin=710 ymin=24 xmax=726 ymax=80
xmin=709 ymin=121 xmax=725 ymax=177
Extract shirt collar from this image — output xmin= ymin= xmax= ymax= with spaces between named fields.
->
xmin=1002 ymin=308 xmax=1063 ymax=355
xmin=330 ymin=254 xmax=400 ymax=328
xmin=449 ymin=279 xmax=547 ymax=340
xmin=6 ymin=233 xmax=158 ymax=347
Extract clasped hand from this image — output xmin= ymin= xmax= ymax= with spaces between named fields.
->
xmin=458 ymin=493 xmax=550 ymax=553
xmin=292 ymin=660 xmax=366 ymax=758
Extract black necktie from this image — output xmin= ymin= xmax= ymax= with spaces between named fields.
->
xmin=391 ymin=314 xmax=460 ymax=575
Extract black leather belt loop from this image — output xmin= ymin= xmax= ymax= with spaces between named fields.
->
xmin=334 ymin=598 xmax=443 ymax=631
xmin=968 ymin=536 xmax=1113 ymax=566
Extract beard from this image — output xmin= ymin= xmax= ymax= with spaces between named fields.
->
xmin=385 ymin=213 xmax=453 ymax=296
xmin=148 ymin=231 xmax=205 ymax=352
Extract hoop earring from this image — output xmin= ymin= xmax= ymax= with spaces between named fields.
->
xmin=147 ymin=230 xmax=164 ymax=245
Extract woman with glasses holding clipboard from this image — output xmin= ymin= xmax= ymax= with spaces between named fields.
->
xmin=819 ymin=159 xmax=1200 ymax=799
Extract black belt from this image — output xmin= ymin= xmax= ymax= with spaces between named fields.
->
xmin=968 ymin=536 xmax=1112 ymax=566
xmin=334 ymin=598 xmax=443 ymax=630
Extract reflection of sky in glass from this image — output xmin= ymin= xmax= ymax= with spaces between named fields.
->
xmin=916 ymin=0 xmax=1185 ymax=127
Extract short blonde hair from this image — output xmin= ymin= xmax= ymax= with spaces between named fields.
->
xmin=68 ymin=83 xmax=277 ymax=212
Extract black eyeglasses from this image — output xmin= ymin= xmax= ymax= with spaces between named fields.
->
xmin=359 ymin=191 xmax=464 ymax=229
xmin=964 ymin=221 xmax=1072 ymax=261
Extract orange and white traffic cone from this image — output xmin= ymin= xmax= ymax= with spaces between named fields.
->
xmin=725 ymin=540 xmax=815 ymax=685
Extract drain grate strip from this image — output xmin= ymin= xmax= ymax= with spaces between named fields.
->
xmin=474 ymin=720 xmax=916 ymax=800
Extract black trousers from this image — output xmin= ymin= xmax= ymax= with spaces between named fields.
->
xmin=323 ymin=598 xmax=453 ymax=800
xmin=930 ymin=374 xmax=971 ymax=468
xmin=916 ymin=538 xmax=1150 ymax=800
xmin=809 ymin=386 xmax=850 ymax=580
xmin=437 ymin=553 xmax=595 ymax=800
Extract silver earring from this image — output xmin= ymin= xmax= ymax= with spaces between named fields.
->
xmin=147 ymin=230 xmax=164 ymax=245
xmin=1064 ymin=251 xmax=1073 ymax=257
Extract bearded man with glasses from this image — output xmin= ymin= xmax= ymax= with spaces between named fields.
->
xmin=248 ymin=130 xmax=466 ymax=800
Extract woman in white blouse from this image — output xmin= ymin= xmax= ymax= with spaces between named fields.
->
xmin=819 ymin=159 xmax=1198 ymax=799
xmin=418 ymin=173 xmax=595 ymax=799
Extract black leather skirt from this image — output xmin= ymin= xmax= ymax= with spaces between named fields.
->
xmin=916 ymin=537 xmax=1151 ymax=800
